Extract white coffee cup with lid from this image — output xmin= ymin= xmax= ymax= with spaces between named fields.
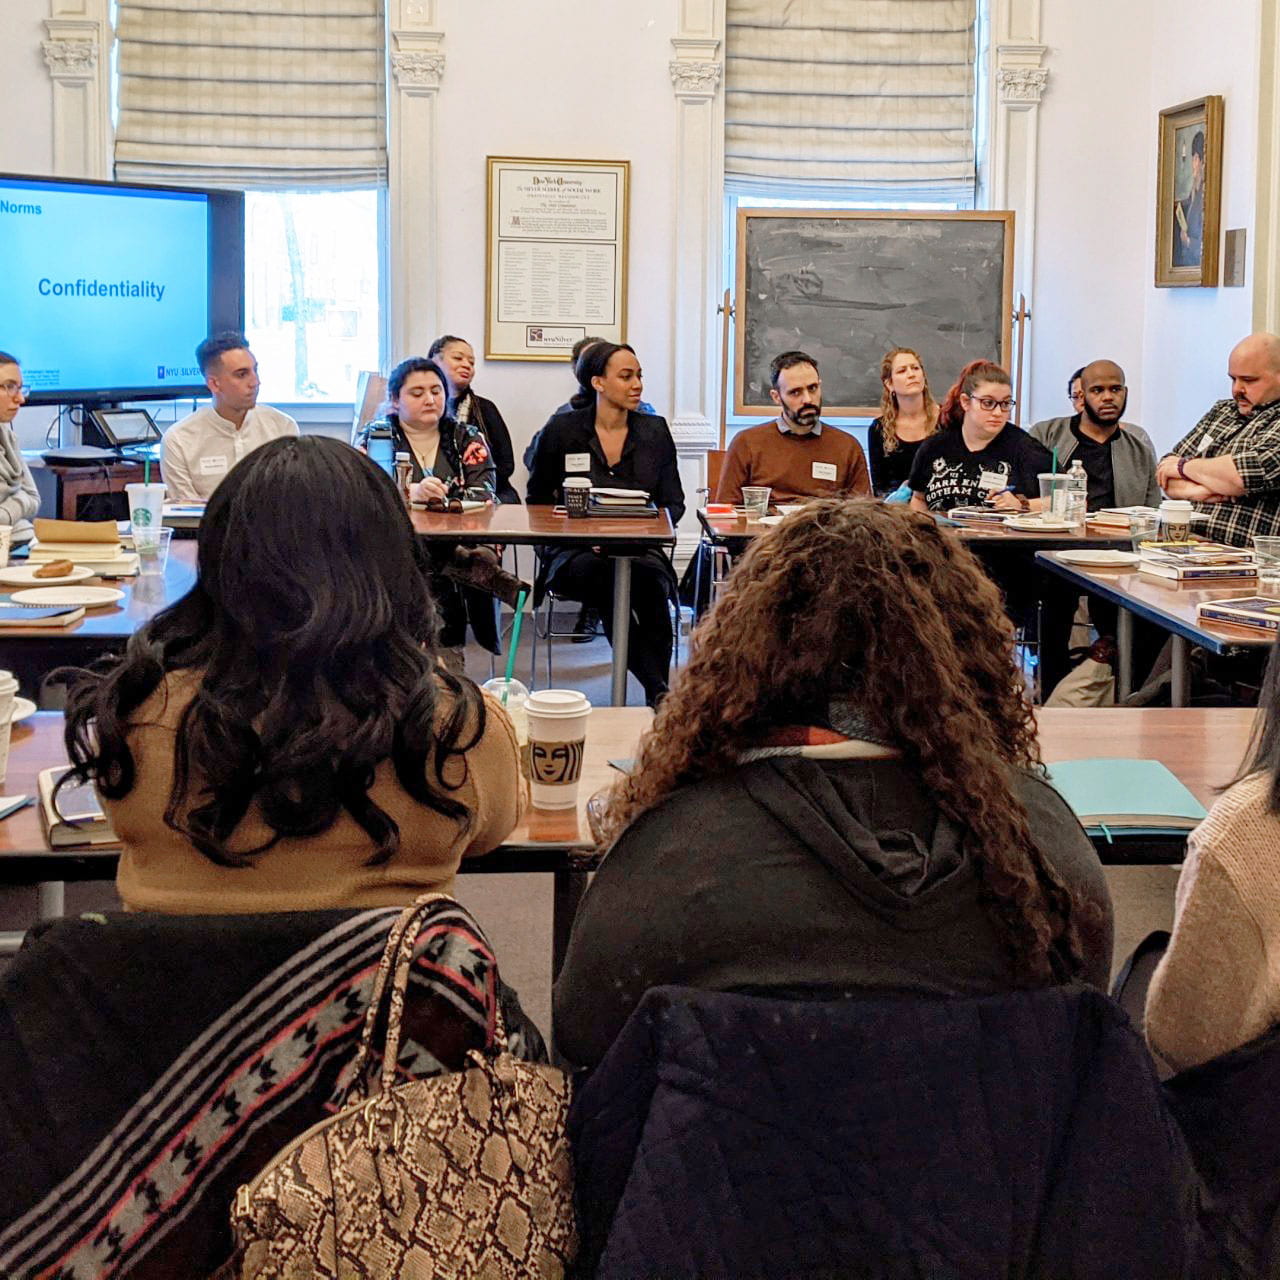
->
xmin=525 ymin=689 xmax=592 ymax=809
xmin=1158 ymin=498 xmax=1194 ymax=541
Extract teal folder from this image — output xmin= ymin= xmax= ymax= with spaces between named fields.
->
xmin=1045 ymin=758 xmax=1208 ymax=841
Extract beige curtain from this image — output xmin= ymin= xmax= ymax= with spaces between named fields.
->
xmin=725 ymin=0 xmax=978 ymax=196
xmin=114 ymin=0 xmax=386 ymax=189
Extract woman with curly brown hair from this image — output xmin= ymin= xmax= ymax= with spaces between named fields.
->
xmin=553 ymin=500 xmax=1112 ymax=1069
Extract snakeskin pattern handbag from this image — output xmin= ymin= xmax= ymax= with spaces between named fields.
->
xmin=229 ymin=894 xmax=577 ymax=1278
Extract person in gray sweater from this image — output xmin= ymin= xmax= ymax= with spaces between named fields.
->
xmin=0 ymin=352 xmax=43 ymax=545
xmin=1029 ymin=359 xmax=1160 ymax=509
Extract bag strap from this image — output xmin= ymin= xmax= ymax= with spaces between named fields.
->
xmin=350 ymin=892 xmax=512 ymax=1101
xmin=345 ymin=892 xmax=453 ymax=1103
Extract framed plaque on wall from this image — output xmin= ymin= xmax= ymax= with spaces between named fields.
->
xmin=485 ymin=156 xmax=629 ymax=361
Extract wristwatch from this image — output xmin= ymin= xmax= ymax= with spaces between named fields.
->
xmin=1177 ymin=456 xmax=1190 ymax=480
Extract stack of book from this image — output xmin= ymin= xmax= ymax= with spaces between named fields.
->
xmin=1196 ymin=596 xmax=1280 ymax=635
xmin=945 ymin=506 xmax=1009 ymax=526
xmin=1088 ymin=505 xmax=1160 ymax=530
xmin=37 ymin=765 xmax=117 ymax=848
xmin=588 ymin=487 xmax=658 ymax=518
xmin=1137 ymin=539 xmax=1258 ymax=582
xmin=28 ymin=517 xmax=138 ymax=577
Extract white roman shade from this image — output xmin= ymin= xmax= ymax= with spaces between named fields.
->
xmin=725 ymin=0 xmax=978 ymax=199
xmin=114 ymin=0 xmax=386 ymax=189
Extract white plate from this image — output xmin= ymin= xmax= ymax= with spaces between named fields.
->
xmin=776 ymin=504 xmax=807 ymax=515
xmin=1057 ymin=549 xmax=1140 ymax=567
xmin=8 ymin=697 xmax=35 ymax=724
xmin=755 ymin=515 xmax=785 ymax=525
xmin=0 ymin=563 xmax=96 ymax=587
xmin=1005 ymin=516 xmax=1076 ymax=531
xmin=10 ymin=585 xmax=124 ymax=607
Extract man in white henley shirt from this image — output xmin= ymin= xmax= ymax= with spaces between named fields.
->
xmin=161 ymin=332 xmax=299 ymax=501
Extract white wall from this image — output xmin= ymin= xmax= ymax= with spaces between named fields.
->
xmin=1 ymin=0 xmax=54 ymax=177
xmin=1031 ymin=0 xmax=1153 ymax=427
xmin=1138 ymin=0 xmax=1260 ymax=448
xmin=432 ymin=0 xmax=679 ymax=492
xmin=2 ymin=0 xmax=57 ymax=449
xmin=1030 ymin=0 xmax=1261 ymax=451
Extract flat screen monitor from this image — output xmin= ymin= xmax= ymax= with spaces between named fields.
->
xmin=85 ymin=406 xmax=162 ymax=447
xmin=0 ymin=173 xmax=244 ymax=406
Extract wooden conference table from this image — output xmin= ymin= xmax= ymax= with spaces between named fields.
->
xmin=0 ymin=507 xmax=677 ymax=706
xmin=410 ymin=504 xmax=676 ymax=706
xmin=699 ymin=507 xmax=1132 ymax=554
xmin=0 ymin=707 xmax=1250 ymax=975
xmin=1037 ymin=551 xmax=1274 ymax=706
xmin=0 ymin=541 xmax=199 ymax=697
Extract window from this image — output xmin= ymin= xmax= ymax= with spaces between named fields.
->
xmin=243 ymin=191 xmax=381 ymax=405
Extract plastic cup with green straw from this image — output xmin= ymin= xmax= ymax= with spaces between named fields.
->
xmin=500 ymin=589 xmax=528 ymax=705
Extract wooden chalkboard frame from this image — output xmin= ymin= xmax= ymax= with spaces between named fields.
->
xmin=734 ymin=209 xmax=1015 ymax=418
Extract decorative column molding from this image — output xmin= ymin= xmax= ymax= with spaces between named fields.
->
xmin=390 ymin=49 xmax=446 ymax=89
xmin=668 ymin=4 xmax=725 ymax=559
xmin=986 ymin=0 xmax=1046 ymax=413
xmin=43 ymin=4 xmax=111 ymax=179
xmin=385 ymin=0 xmax=445 ymax=357
xmin=996 ymin=62 xmax=1049 ymax=105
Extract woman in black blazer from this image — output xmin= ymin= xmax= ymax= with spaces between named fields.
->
xmin=526 ymin=342 xmax=685 ymax=706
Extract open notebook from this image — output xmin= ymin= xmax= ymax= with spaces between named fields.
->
xmin=1045 ymin=758 xmax=1207 ymax=840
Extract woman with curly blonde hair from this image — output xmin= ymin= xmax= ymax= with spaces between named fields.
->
xmin=553 ymin=500 xmax=1112 ymax=1068
xmin=867 ymin=347 xmax=940 ymax=496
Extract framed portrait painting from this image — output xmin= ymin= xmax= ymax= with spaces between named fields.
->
xmin=1155 ymin=95 xmax=1223 ymax=287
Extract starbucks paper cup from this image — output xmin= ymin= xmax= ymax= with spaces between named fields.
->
xmin=526 ymin=689 xmax=591 ymax=809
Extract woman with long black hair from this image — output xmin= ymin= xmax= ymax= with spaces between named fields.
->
xmin=61 ymin=435 xmax=525 ymax=912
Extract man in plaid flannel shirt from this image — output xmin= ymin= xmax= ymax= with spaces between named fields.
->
xmin=1155 ymin=333 xmax=1280 ymax=547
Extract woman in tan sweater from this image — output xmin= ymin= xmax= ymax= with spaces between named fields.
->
xmin=1145 ymin=647 xmax=1280 ymax=1071
xmin=60 ymin=435 xmax=525 ymax=913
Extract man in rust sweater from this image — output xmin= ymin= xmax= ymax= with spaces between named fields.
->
xmin=716 ymin=350 xmax=871 ymax=505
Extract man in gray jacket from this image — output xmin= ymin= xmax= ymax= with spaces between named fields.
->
xmin=1031 ymin=360 xmax=1162 ymax=698
xmin=1030 ymin=360 xmax=1160 ymax=509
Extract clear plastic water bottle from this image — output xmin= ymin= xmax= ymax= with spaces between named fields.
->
xmin=1065 ymin=459 xmax=1088 ymax=526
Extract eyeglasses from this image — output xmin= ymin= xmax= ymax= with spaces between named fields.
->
xmin=970 ymin=395 xmax=1015 ymax=413
xmin=0 ymin=382 xmax=28 ymax=398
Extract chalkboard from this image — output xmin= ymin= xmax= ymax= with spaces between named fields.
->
xmin=735 ymin=210 xmax=1014 ymax=417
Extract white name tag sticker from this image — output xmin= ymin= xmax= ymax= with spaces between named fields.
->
xmin=978 ymin=469 xmax=1007 ymax=492
xmin=199 ymin=455 xmax=229 ymax=475
xmin=1199 ymin=435 xmax=1215 ymax=455
xmin=565 ymin=452 xmax=591 ymax=473
xmin=812 ymin=461 xmax=838 ymax=481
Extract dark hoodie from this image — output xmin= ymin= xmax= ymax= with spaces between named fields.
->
xmin=553 ymin=750 xmax=1113 ymax=1069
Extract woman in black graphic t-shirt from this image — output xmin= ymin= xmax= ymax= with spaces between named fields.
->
xmin=908 ymin=362 xmax=1051 ymax=513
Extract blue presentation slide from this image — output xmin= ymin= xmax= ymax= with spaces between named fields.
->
xmin=0 ymin=177 xmax=209 ymax=394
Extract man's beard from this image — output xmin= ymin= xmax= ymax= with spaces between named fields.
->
xmin=1083 ymin=394 xmax=1125 ymax=429
xmin=785 ymin=403 xmax=821 ymax=431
